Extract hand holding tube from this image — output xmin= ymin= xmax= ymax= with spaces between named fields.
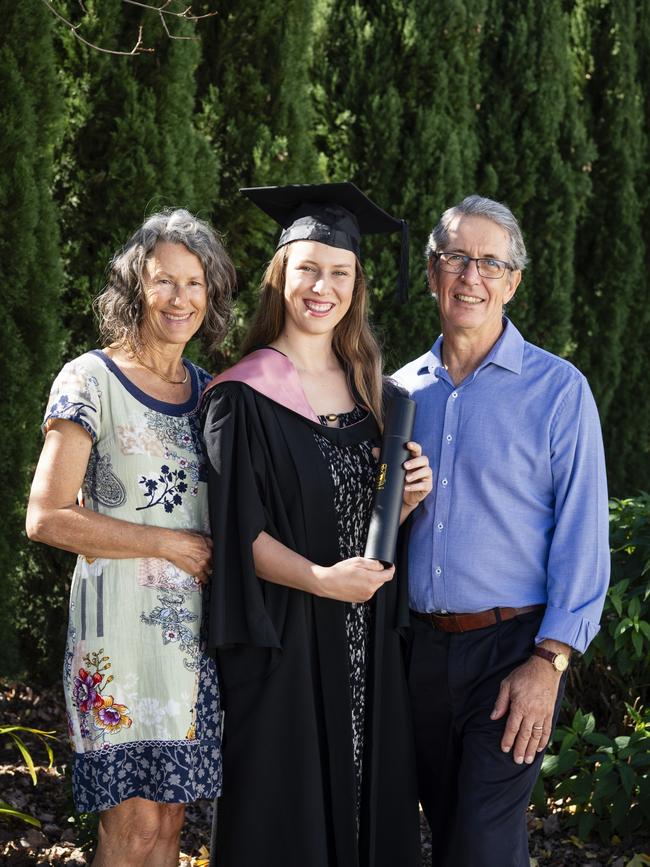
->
xmin=364 ymin=395 xmax=416 ymax=567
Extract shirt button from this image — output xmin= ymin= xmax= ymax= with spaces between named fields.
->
xmin=451 ymin=391 xmax=458 ymax=399
xmin=441 ymin=478 xmax=448 ymax=486
xmin=435 ymin=567 xmax=442 ymax=576
xmin=437 ymin=522 xmax=444 ymax=530
xmin=446 ymin=434 xmax=453 ymax=442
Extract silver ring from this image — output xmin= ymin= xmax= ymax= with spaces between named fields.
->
xmin=532 ymin=725 xmax=543 ymax=731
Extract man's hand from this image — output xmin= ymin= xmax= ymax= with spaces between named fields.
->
xmin=490 ymin=641 xmax=570 ymax=764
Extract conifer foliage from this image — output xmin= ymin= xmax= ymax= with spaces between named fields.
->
xmin=571 ymin=0 xmax=647 ymax=490
xmin=0 ymin=0 xmax=64 ymax=671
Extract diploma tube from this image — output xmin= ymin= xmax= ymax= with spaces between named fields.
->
xmin=364 ymin=395 xmax=416 ymax=567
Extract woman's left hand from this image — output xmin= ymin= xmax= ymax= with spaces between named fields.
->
xmin=401 ymin=441 xmax=432 ymax=515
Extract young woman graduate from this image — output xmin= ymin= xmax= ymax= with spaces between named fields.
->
xmin=201 ymin=183 xmax=432 ymax=867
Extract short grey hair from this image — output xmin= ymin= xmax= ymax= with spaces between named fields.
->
xmin=425 ymin=195 xmax=528 ymax=270
xmin=95 ymin=208 xmax=236 ymax=355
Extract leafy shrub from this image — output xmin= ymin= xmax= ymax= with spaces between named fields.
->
xmin=538 ymin=707 xmax=650 ymax=842
xmin=538 ymin=497 xmax=650 ymax=841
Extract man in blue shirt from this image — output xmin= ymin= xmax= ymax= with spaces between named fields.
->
xmin=393 ymin=195 xmax=609 ymax=867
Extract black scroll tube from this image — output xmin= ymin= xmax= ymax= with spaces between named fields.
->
xmin=364 ymin=395 xmax=416 ymax=567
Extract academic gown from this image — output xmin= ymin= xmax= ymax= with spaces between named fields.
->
xmin=201 ymin=349 xmax=422 ymax=867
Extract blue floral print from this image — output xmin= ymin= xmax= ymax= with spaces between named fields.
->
xmin=140 ymin=591 xmax=200 ymax=671
xmin=137 ymin=465 xmax=188 ymax=512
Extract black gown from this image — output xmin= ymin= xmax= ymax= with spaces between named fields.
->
xmin=201 ymin=372 xmax=421 ymax=867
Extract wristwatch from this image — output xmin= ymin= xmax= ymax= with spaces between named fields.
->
xmin=533 ymin=646 xmax=569 ymax=672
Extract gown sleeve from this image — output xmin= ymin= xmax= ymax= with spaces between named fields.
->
xmin=201 ymin=384 xmax=283 ymax=653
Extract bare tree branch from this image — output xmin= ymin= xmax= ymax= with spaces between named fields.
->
xmin=40 ymin=0 xmax=155 ymax=55
xmin=121 ymin=0 xmax=218 ymax=22
xmin=40 ymin=0 xmax=218 ymax=56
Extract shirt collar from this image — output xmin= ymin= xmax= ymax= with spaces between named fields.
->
xmin=422 ymin=317 xmax=524 ymax=378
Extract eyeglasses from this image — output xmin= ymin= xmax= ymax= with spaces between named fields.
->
xmin=435 ymin=251 xmax=513 ymax=279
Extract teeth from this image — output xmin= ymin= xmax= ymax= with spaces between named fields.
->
xmin=305 ymin=300 xmax=334 ymax=312
xmin=164 ymin=312 xmax=192 ymax=320
xmin=455 ymin=294 xmax=482 ymax=304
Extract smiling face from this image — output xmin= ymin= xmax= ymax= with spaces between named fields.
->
xmin=282 ymin=240 xmax=357 ymax=338
xmin=140 ymin=241 xmax=207 ymax=349
xmin=429 ymin=214 xmax=521 ymax=343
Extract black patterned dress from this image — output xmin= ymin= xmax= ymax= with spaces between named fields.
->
xmin=314 ymin=406 xmax=377 ymax=818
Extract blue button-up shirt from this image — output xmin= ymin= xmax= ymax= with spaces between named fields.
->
xmin=393 ymin=319 xmax=609 ymax=654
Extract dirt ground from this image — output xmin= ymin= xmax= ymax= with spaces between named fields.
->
xmin=1 ymin=681 xmax=647 ymax=866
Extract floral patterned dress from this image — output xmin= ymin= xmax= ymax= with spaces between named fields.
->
xmin=43 ymin=350 xmax=221 ymax=813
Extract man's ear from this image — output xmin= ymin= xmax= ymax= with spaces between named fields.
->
xmin=427 ymin=257 xmax=437 ymax=296
xmin=505 ymin=269 xmax=522 ymax=304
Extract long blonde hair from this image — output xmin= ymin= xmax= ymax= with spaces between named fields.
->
xmin=241 ymin=245 xmax=385 ymax=428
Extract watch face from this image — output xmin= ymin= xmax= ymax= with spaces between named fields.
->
xmin=555 ymin=653 xmax=569 ymax=672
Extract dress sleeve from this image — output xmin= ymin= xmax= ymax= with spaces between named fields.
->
xmin=42 ymin=357 xmax=102 ymax=443
xmin=201 ymin=384 xmax=282 ymax=652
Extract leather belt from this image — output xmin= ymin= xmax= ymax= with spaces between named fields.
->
xmin=410 ymin=604 xmax=544 ymax=633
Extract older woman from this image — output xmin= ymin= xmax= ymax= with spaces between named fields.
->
xmin=202 ymin=183 xmax=432 ymax=867
xmin=26 ymin=209 xmax=235 ymax=867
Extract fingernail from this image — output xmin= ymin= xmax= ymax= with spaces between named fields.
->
xmin=515 ymin=756 xmax=523 ymax=764
xmin=525 ymin=756 xmax=533 ymax=764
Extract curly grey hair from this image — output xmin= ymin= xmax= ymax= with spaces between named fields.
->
xmin=425 ymin=195 xmax=528 ymax=271
xmin=94 ymin=209 xmax=236 ymax=355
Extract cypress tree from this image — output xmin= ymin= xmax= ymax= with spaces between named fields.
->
xmin=0 ymin=0 xmax=63 ymax=672
xmin=15 ymin=1 xmax=224 ymax=678
xmin=476 ymin=0 xmax=592 ymax=356
xmin=570 ymin=0 xmax=646 ymax=493
xmin=55 ymin=0 xmax=220 ymax=360
xmin=195 ymin=0 xmax=320 ymax=358
xmin=312 ymin=0 xmax=486 ymax=369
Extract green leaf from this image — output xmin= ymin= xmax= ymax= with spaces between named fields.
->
xmin=8 ymin=733 xmax=37 ymax=785
xmin=577 ymin=810 xmax=596 ymax=840
xmin=614 ymin=618 xmax=632 ymax=638
xmin=639 ymin=621 xmax=650 ymax=641
xmin=541 ymin=753 xmax=560 ymax=776
xmin=555 ymin=749 xmax=579 ymax=776
xmin=618 ymin=762 xmax=637 ymax=797
xmin=593 ymin=768 xmax=619 ymax=802
xmin=584 ymin=732 xmax=615 ymax=749
xmin=629 ymin=596 xmax=641 ymax=619
xmin=631 ymin=631 xmax=644 ymax=658
xmin=0 ymin=801 xmax=41 ymax=827
xmin=560 ymin=731 xmax=578 ymax=753
xmin=611 ymin=593 xmax=624 ymax=617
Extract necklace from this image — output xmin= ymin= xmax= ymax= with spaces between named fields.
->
xmin=134 ymin=353 xmax=188 ymax=385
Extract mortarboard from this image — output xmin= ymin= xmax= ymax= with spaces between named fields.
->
xmin=240 ymin=182 xmax=409 ymax=302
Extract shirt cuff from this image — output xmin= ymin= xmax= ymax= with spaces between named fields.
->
xmin=535 ymin=604 xmax=601 ymax=654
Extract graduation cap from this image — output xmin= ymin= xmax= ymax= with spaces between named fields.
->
xmin=240 ymin=182 xmax=409 ymax=302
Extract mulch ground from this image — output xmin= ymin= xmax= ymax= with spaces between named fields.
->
xmin=1 ymin=680 xmax=647 ymax=866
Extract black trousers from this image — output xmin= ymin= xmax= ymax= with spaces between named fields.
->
xmin=407 ymin=610 xmax=565 ymax=867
